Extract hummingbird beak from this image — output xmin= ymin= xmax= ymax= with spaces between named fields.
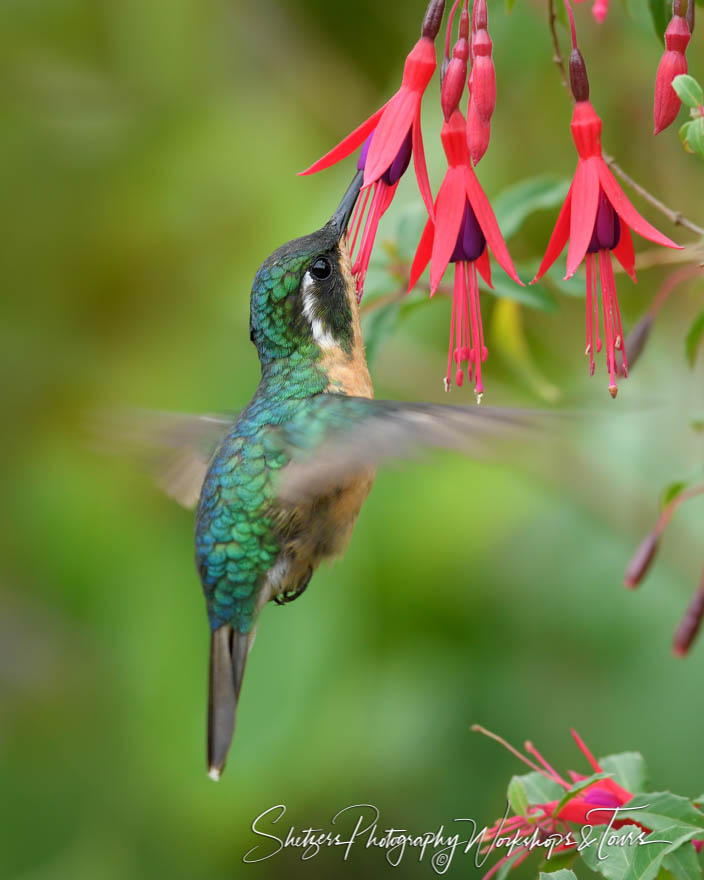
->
xmin=330 ymin=170 xmax=364 ymax=241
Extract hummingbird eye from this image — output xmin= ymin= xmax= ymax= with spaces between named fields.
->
xmin=309 ymin=257 xmax=332 ymax=281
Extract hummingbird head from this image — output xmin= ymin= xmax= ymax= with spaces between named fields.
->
xmin=249 ymin=172 xmax=364 ymax=366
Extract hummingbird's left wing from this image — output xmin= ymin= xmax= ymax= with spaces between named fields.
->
xmin=276 ymin=397 xmax=539 ymax=503
xmin=91 ymin=410 xmax=235 ymax=509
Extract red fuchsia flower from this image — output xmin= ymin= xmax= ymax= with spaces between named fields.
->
xmin=467 ymin=0 xmax=495 ymax=165
xmin=409 ymin=10 xmax=522 ymax=402
xmin=653 ymin=3 xmax=691 ymax=135
xmin=474 ymin=726 xmax=637 ymax=880
xmin=533 ymin=11 xmax=681 ymax=397
xmin=299 ymin=0 xmax=446 ymax=298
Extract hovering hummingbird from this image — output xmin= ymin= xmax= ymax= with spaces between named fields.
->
xmin=119 ymin=171 xmax=530 ymax=780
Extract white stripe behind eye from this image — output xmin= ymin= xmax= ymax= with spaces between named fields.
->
xmin=302 ymin=274 xmax=337 ymax=350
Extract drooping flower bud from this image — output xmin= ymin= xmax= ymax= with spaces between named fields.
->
xmin=470 ymin=0 xmax=496 ymax=123
xmin=467 ymin=98 xmax=491 ymax=165
xmin=673 ymin=574 xmax=704 ymax=657
xmin=441 ymin=8 xmax=470 ymax=121
xmin=653 ymin=14 xmax=691 ymax=134
xmin=687 ymin=0 xmax=695 ymax=35
xmin=422 ymin=0 xmax=447 ymax=40
xmin=624 ymin=531 xmax=659 ymax=588
xmin=569 ymin=48 xmax=590 ymax=103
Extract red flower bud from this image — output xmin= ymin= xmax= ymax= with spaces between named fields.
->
xmin=422 ymin=0 xmax=447 ymax=40
xmin=569 ymin=49 xmax=590 ymax=103
xmin=673 ymin=575 xmax=704 ymax=657
xmin=468 ymin=0 xmax=495 ymax=124
xmin=653 ymin=17 xmax=690 ymax=134
xmin=471 ymin=32 xmax=496 ymax=123
xmin=624 ymin=531 xmax=659 ymax=588
xmin=441 ymin=10 xmax=470 ymax=121
xmin=467 ymin=98 xmax=491 ymax=165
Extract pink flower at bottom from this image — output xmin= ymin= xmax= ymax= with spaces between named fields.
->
xmin=478 ymin=728 xmax=636 ymax=880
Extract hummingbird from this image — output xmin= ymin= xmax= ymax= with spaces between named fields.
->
xmin=117 ymin=171 xmax=530 ymax=780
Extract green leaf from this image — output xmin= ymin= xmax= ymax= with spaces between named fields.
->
xmin=680 ymin=121 xmax=694 ymax=152
xmin=553 ymin=772 xmax=613 ymax=818
xmin=647 ymin=0 xmax=669 ymax=42
xmin=508 ymin=775 xmax=530 ymax=818
xmin=581 ymin=824 xmax=698 ymax=880
xmin=599 ymin=753 xmax=649 ymax=793
xmin=660 ymin=481 xmax=688 ymax=509
xmin=515 ymin=770 xmax=565 ymax=805
xmin=540 ymin=871 xmax=579 ymax=880
xmin=483 ymin=266 xmax=558 ymax=312
xmin=492 ymin=176 xmax=571 ymax=241
xmin=663 ymin=844 xmax=702 ymax=880
xmin=619 ymin=793 xmax=704 ymax=834
xmin=672 ymin=76 xmax=704 ymax=110
xmin=395 ymin=206 xmax=427 ymax=263
xmin=685 ymin=311 xmax=704 ymax=367
xmin=540 ymin=851 xmax=578 ymax=874
xmin=686 ymin=119 xmax=704 ymax=160
xmin=506 ymin=0 xmax=517 ymax=10
xmin=519 ymin=258 xmax=585 ymax=297
xmin=581 ymin=824 xmax=646 ymax=880
xmin=622 ymin=827 xmax=700 ymax=880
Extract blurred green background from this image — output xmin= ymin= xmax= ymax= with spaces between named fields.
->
xmin=1 ymin=0 xmax=703 ymax=877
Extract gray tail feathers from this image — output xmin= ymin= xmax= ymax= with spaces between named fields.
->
xmin=207 ymin=624 xmax=249 ymax=780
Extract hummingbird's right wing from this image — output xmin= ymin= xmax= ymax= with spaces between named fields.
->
xmin=276 ymin=397 xmax=540 ymax=503
xmin=91 ymin=409 xmax=236 ymax=509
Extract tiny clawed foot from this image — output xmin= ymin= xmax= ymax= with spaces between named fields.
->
xmin=273 ymin=568 xmax=313 ymax=606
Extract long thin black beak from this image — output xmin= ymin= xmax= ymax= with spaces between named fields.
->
xmin=330 ymin=170 xmax=364 ymax=240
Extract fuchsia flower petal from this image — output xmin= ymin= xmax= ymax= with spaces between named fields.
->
xmin=533 ymin=185 xmax=573 ymax=281
xmin=611 ymin=223 xmax=636 ymax=281
xmin=476 ymin=248 xmax=492 ymax=288
xmin=465 ymin=168 xmax=523 ymax=284
xmin=409 ymin=216 xmax=435 ymax=291
xmin=566 ymin=158 xmax=600 ymax=278
xmin=430 ymin=168 xmax=467 ymax=292
xmin=299 ymin=104 xmax=388 ymax=176
xmin=412 ymin=110 xmax=435 ymax=217
xmin=363 ymin=90 xmax=418 ymax=187
xmin=597 ymin=162 xmax=682 ymax=250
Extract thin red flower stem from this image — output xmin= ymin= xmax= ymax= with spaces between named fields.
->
xmin=524 ymin=740 xmax=571 ymax=787
xmin=601 ymin=156 xmax=704 ymax=239
xmin=471 ymin=725 xmax=551 ymax=777
xmin=653 ymin=484 xmax=704 ymax=538
xmin=562 ymin=0 xmax=579 ymax=49
xmin=570 ymin=728 xmax=603 ymax=773
xmin=546 ymin=0 xmax=704 ymax=239
xmin=648 ymin=264 xmax=704 ymax=317
xmin=445 ymin=0 xmax=461 ymax=66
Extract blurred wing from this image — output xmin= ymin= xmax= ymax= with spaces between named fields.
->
xmin=91 ymin=409 xmax=235 ymax=508
xmin=277 ymin=400 xmax=535 ymax=503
